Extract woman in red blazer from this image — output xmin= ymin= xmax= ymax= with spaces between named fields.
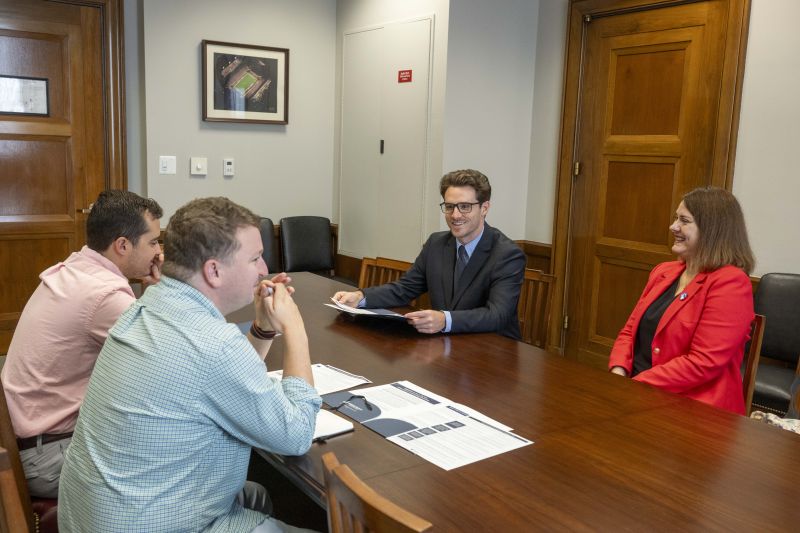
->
xmin=609 ymin=187 xmax=755 ymax=414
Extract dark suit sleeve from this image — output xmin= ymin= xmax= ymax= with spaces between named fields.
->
xmin=361 ymin=238 xmax=432 ymax=308
xmin=448 ymin=240 xmax=525 ymax=335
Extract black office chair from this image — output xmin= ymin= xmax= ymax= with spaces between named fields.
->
xmin=279 ymin=216 xmax=334 ymax=274
xmin=259 ymin=217 xmax=281 ymax=273
xmin=751 ymin=273 xmax=800 ymax=415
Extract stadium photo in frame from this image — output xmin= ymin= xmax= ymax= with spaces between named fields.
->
xmin=202 ymin=40 xmax=288 ymax=124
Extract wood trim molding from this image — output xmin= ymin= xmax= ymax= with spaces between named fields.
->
xmin=515 ymin=240 xmax=552 ymax=273
xmin=335 ymin=254 xmax=362 ymax=285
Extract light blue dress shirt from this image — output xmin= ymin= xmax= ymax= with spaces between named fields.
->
xmin=58 ymin=276 xmax=321 ymax=532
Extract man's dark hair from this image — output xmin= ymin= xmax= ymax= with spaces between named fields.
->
xmin=439 ymin=169 xmax=492 ymax=203
xmin=161 ymin=197 xmax=261 ymax=282
xmin=86 ymin=190 xmax=163 ymax=251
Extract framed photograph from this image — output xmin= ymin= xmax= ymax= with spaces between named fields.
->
xmin=202 ymin=40 xmax=289 ymax=125
xmin=0 ymin=74 xmax=49 ymax=116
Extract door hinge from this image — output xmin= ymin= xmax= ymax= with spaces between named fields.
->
xmin=573 ymin=161 xmax=581 ymax=176
xmin=563 ymin=315 xmax=569 ymax=330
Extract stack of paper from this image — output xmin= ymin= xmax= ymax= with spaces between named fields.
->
xmin=268 ymin=363 xmax=372 ymax=441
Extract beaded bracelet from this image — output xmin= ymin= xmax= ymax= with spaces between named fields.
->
xmin=250 ymin=322 xmax=277 ymax=340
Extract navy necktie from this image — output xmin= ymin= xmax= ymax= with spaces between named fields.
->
xmin=455 ymin=245 xmax=469 ymax=287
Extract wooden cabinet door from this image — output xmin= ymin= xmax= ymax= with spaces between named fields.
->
xmin=555 ymin=0 xmax=749 ymax=368
xmin=0 ymin=0 xmax=124 ymax=354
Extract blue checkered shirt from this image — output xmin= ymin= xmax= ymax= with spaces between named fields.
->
xmin=58 ymin=276 xmax=321 ymax=532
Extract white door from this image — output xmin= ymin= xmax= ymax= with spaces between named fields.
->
xmin=339 ymin=17 xmax=432 ymax=262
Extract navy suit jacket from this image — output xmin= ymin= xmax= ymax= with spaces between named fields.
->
xmin=362 ymin=223 xmax=525 ymax=339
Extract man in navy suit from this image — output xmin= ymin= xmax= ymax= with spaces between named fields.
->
xmin=334 ymin=169 xmax=525 ymax=339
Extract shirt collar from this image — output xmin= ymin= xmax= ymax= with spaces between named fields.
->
xmin=77 ymin=245 xmax=127 ymax=280
xmin=145 ymin=275 xmax=225 ymax=320
xmin=456 ymin=227 xmax=485 ymax=259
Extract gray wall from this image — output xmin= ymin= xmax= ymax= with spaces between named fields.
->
xmin=127 ymin=0 xmax=336 ymax=222
xmin=125 ymin=0 xmax=799 ymax=276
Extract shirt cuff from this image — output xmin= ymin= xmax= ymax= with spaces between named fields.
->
xmin=443 ymin=310 xmax=452 ymax=332
xmin=358 ymin=297 xmax=366 ymax=308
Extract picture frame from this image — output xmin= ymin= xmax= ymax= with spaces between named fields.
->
xmin=202 ymin=40 xmax=289 ymax=124
xmin=0 ymin=74 xmax=49 ymax=116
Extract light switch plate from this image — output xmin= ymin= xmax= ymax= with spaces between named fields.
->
xmin=158 ymin=155 xmax=176 ymax=175
xmin=190 ymin=157 xmax=208 ymax=176
xmin=223 ymin=158 xmax=235 ymax=177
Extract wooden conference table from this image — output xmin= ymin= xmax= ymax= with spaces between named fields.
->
xmin=229 ymin=272 xmax=800 ymax=531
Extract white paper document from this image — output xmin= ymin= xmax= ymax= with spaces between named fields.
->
xmin=323 ymin=381 xmax=532 ymax=470
xmin=325 ymin=298 xmax=406 ymax=320
xmin=268 ymin=363 xmax=371 ymax=396
xmin=313 ymin=409 xmax=354 ymax=442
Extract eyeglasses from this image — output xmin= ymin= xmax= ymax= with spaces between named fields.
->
xmin=330 ymin=394 xmax=373 ymax=412
xmin=439 ymin=201 xmax=482 ymax=214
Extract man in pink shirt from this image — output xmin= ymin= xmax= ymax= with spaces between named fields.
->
xmin=1 ymin=189 xmax=163 ymax=497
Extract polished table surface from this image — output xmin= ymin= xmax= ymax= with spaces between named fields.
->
xmin=229 ymin=273 xmax=800 ymax=531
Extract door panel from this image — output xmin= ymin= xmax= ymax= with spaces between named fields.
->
xmin=0 ymin=0 xmax=124 ymax=354
xmin=563 ymin=1 xmax=734 ymax=368
xmin=339 ymin=18 xmax=432 ymax=263
xmin=378 ymin=18 xmax=431 ymax=260
xmin=339 ymin=27 xmax=382 ymax=259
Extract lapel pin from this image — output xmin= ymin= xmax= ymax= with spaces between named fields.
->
xmin=679 ymin=292 xmax=688 ymax=301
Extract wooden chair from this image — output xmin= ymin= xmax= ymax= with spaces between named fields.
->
xmin=358 ymin=257 xmax=411 ymax=288
xmin=358 ymin=257 xmax=429 ymax=309
xmin=743 ymin=314 xmax=766 ymax=416
xmin=787 ymin=363 xmax=800 ymax=419
xmin=1 ymin=446 xmax=28 ymax=532
xmin=517 ymin=269 xmax=556 ymax=348
xmin=0 ymin=379 xmax=58 ymax=533
xmin=322 ymin=452 xmax=432 ymax=533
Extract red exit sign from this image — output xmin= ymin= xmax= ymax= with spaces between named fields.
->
xmin=398 ymin=69 xmax=412 ymax=83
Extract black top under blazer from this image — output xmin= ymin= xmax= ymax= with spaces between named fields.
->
xmin=362 ymin=223 xmax=526 ymax=339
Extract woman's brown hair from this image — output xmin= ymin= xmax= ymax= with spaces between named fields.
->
xmin=681 ymin=187 xmax=755 ymax=274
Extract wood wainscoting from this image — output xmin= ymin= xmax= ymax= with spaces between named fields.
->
xmin=333 ymin=240 xmax=553 ymax=288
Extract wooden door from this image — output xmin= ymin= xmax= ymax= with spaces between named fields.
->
xmin=550 ymin=0 xmax=750 ymax=367
xmin=339 ymin=17 xmax=432 ymax=263
xmin=0 ymin=0 xmax=125 ymax=354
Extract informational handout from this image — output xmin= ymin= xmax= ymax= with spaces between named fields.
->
xmin=323 ymin=381 xmax=531 ymax=470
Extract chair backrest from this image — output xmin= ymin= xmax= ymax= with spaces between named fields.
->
xmin=743 ymin=314 xmax=766 ymax=416
xmin=754 ymin=273 xmax=800 ymax=365
xmin=0 ymin=446 xmax=29 ymax=533
xmin=359 ymin=257 xmax=411 ymax=288
xmin=0 ymin=379 xmax=35 ymax=532
xmin=322 ymin=452 xmax=432 ymax=533
xmin=358 ymin=257 xmax=429 ymax=309
xmin=518 ymin=269 xmax=556 ymax=348
xmin=279 ymin=216 xmax=334 ymax=273
xmin=259 ymin=217 xmax=281 ymax=273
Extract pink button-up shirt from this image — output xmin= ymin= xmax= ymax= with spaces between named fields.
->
xmin=1 ymin=246 xmax=135 ymax=437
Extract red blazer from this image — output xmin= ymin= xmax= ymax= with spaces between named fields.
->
xmin=609 ymin=261 xmax=753 ymax=414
